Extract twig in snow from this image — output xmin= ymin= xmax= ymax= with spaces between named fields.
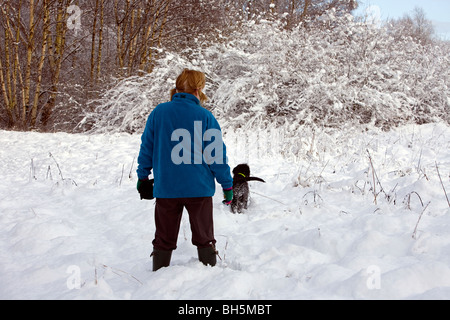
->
xmin=303 ymin=190 xmax=323 ymax=207
xmin=119 ymin=164 xmax=124 ymax=186
xmin=100 ymin=263 xmax=143 ymax=286
xmin=49 ymin=152 xmax=77 ymax=186
xmin=412 ymin=201 xmax=431 ymax=240
xmin=217 ymin=235 xmax=229 ymax=262
xmin=435 ymin=162 xmax=450 ymax=208
xmin=367 ymin=149 xmax=378 ymax=205
xmin=30 ymin=208 xmax=37 ymax=217
xmin=386 ymin=183 xmax=398 ymax=204
xmin=403 ymin=191 xmax=424 ymax=210
xmin=128 ymin=155 xmax=136 ymax=179
xmin=367 ymin=149 xmax=387 ymax=204
xmin=416 ymin=149 xmax=422 ymax=173
xmin=354 ymin=179 xmax=367 ymax=195
xmin=46 ymin=165 xmax=52 ymax=180
xmin=49 ymin=152 xmax=64 ymax=181
xmin=30 ymin=158 xmax=37 ymax=181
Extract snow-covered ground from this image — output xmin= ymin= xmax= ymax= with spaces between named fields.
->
xmin=1 ymin=122 xmax=449 ymax=300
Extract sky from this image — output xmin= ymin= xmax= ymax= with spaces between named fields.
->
xmin=354 ymin=0 xmax=450 ymax=40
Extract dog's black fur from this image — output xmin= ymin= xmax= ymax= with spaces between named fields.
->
xmin=231 ymin=164 xmax=265 ymax=214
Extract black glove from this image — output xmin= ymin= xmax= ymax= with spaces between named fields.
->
xmin=137 ymin=178 xmax=154 ymax=200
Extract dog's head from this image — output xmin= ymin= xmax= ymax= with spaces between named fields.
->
xmin=232 ymin=163 xmax=266 ymax=184
xmin=232 ymin=163 xmax=250 ymax=178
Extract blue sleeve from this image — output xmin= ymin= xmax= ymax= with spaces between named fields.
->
xmin=207 ymin=115 xmax=233 ymax=190
xmin=136 ymin=113 xmax=154 ymax=180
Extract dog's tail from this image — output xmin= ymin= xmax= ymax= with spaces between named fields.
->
xmin=246 ymin=177 xmax=265 ymax=183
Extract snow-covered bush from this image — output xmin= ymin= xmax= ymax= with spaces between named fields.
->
xmin=79 ymin=9 xmax=450 ymax=134
xmin=209 ymin=10 xmax=450 ymax=131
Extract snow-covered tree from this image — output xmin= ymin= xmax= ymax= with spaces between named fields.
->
xmin=78 ymin=8 xmax=449 ymax=134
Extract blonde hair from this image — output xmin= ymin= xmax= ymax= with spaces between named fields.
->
xmin=170 ymin=69 xmax=208 ymax=104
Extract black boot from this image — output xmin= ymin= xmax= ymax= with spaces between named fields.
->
xmin=198 ymin=245 xmax=217 ymax=267
xmin=151 ymin=249 xmax=172 ymax=271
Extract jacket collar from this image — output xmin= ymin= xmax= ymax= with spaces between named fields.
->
xmin=172 ymin=92 xmax=200 ymax=105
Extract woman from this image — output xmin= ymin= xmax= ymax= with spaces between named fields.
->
xmin=137 ymin=69 xmax=233 ymax=271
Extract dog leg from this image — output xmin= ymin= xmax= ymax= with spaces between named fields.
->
xmin=236 ymin=195 xmax=245 ymax=214
xmin=243 ymin=194 xmax=249 ymax=210
xmin=230 ymin=200 xmax=237 ymax=214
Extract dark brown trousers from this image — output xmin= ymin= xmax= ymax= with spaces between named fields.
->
xmin=152 ymin=197 xmax=216 ymax=251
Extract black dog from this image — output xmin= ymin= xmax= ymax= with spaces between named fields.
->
xmin=231 ymin=164 xmax=265 ymax=214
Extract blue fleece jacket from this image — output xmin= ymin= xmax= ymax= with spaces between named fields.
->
xmin=137 ymin=93 xmax=233 ymax=198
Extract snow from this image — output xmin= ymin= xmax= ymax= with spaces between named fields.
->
xmin=1 ymin=122 xmax=450 ymax=300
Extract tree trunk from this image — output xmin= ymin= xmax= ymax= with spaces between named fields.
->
xmin=23 ymin=0 xmax=35 ymax=125
xmin=95 ymin=0 xmax=104 ymax=82
xmin=42 ymin=0 xmax=69 ymax=128
xmin=31 ymin=0 xmax=50 ymax=127
xmin=90 ymin=0 xmax=100 ymax=84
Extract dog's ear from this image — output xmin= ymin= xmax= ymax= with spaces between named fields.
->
xmin=244 ymin=164 xmax=250 ymax=176
xmin=241 ymin=164 xmax=250 ymax=176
